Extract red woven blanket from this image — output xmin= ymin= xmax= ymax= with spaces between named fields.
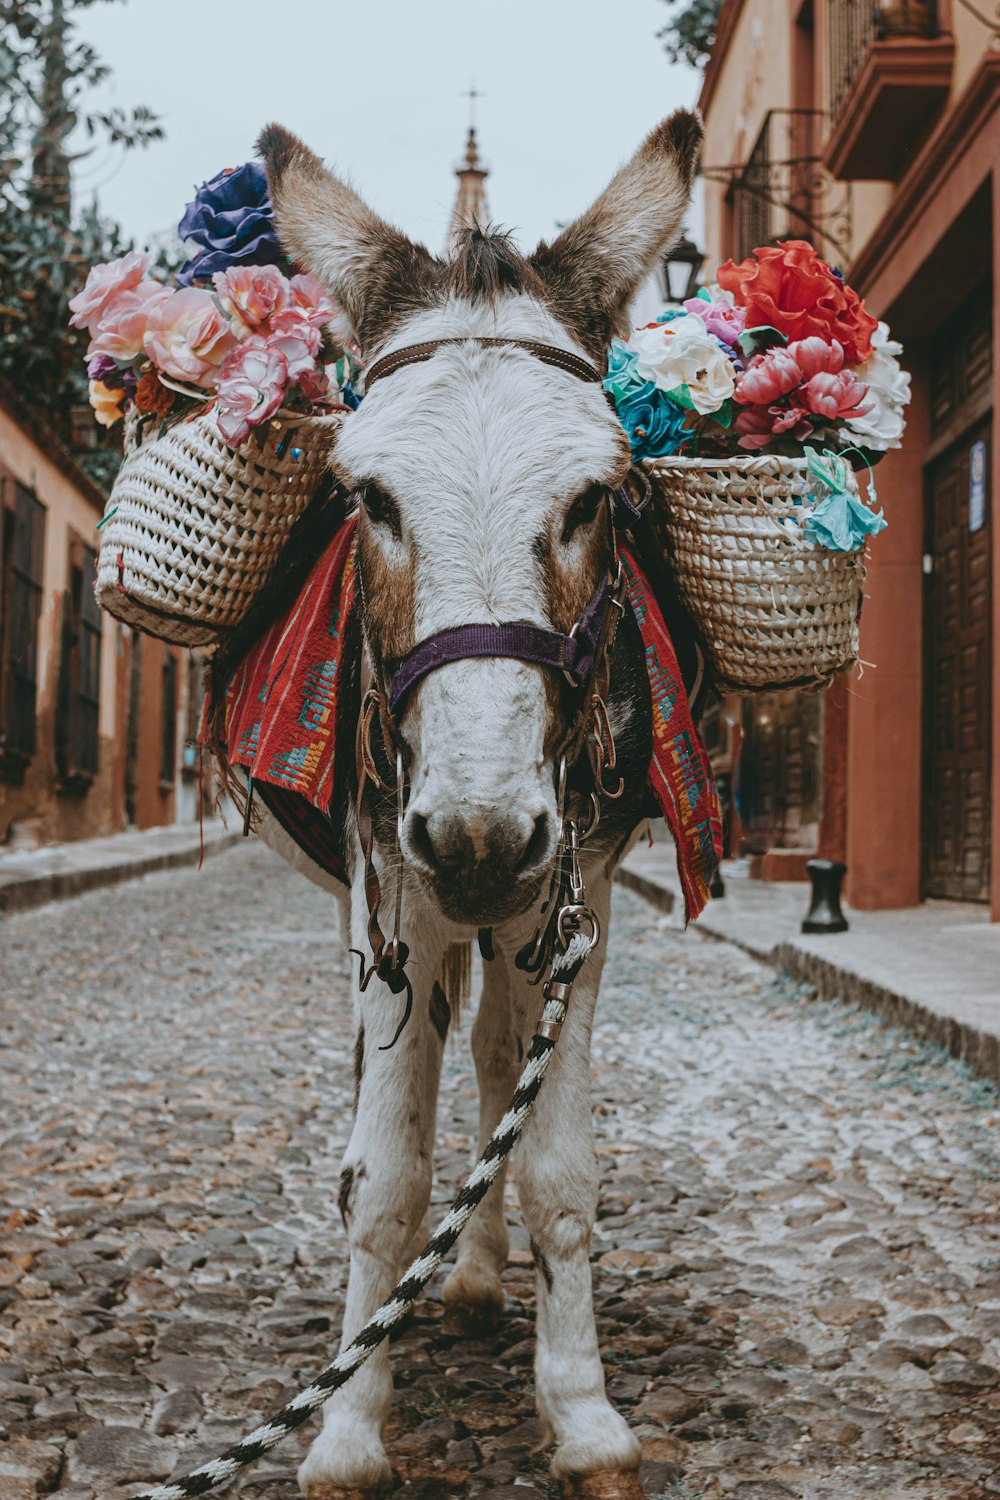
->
xmin=217 ymin=518 xmax=721 ymax=921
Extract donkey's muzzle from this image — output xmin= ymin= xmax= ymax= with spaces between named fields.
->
xmin=405 ymin=805 xmax=552 ymax=923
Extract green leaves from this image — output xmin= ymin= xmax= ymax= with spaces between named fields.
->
xmin=0 ymin=0 xmax=162 ymax=489
xmin=736 ymin=325 xmax=788 ymax=361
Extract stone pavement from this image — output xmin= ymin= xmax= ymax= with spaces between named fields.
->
xmin=619 ymin=837 xmax=1000 ymax=1088
xmin=0 ymin=823 xmax=241 ymax=915
xmin=2 ymin=841 xmax=1000 ymax=1499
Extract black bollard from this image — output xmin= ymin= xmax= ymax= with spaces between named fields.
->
xmin=802 ymin=858 xmax=849 ymax=934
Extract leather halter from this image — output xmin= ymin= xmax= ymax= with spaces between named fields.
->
xmin=363 ymin=336 xmax=602 ymax=393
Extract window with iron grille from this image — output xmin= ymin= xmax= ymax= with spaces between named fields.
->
xmin=0 ymin=479 xmax=47 ymax=781
xmin=160 ymin=650 xmax=178 ymax=787
xmin=55 ymin=540 xmax=102 ymax=791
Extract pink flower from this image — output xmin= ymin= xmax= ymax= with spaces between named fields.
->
xmin=736 ymin=347 xmax=802 ymax=405
xmin=87 ymin=281 xmax=171 ymax=363
xmin=288 ymin=272 xmax=335 ymax=328
xmin=266 ymin=313 xmax=322 ymax=381
xmin=143 ymin=288 xmax=238 ymax=386
xmin=69 ymin=250 xmax=152 ymax=333
xmin=214 ymin=336 xmax=288 ymax=445
xmin=683 ymin=296 xmax=745 ymax=345
xmin=801 ymin=370 xmax=871 ymax=420
xmin=786 ymin=336 xmax=844 ymax=380
xmin=212 ymin=265 xmax=291 ymax=334
xmin=733 ymin=404 xmax=814 ymax=450
xmin=296 ymin=365 xmax=331 ymax=404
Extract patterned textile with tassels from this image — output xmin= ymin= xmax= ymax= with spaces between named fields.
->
xmin=203 ymin=519 xmax=721 ymax=923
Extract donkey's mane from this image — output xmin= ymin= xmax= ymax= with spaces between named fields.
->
xmin=444 ymin=224 xmax=546 ymax=306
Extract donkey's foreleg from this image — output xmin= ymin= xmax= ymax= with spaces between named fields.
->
xmin=510 ymin=877 xmax=643 ymax=1497
xmin=442 ymin=955 xmax=519 ymax=1332
xmin=298 ymin=893 xmax=446 ymax=1498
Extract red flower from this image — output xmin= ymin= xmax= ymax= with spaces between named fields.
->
xmin=717 ymin=241 xmax=878 ymax=364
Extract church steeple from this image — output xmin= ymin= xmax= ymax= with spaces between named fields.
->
xmin=447 ymin=88 xmax=490 ymax=252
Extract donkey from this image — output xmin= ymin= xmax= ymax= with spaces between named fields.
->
xmin=255 ymin=110 xmax=703 ymax=1500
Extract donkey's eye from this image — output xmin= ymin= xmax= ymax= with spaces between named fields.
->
xmin=561 ymin=483 xmax=607 ymax=542
xmin=359 ymin=484 xmax=401 ymax=536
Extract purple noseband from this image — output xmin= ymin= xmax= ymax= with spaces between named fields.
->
xmin=388 ymin=568 xmax=609 ymax=718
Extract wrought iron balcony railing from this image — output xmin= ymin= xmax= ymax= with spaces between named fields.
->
xmin=703 ymin=110 xmax=853 ymax=264
xmin=828 ymin=1 xmax=939 ymax=119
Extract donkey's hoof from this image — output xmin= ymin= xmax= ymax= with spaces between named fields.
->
xmin=560 ymin=1470 xmax=646 ymax=1500
xmin=441 ymin=1297 xmax=503 ymax=1338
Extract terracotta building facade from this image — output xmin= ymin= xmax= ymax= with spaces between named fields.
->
xmin=0 ymin=383 xmax=199 ymax=849
xmin=699 ymin=0 xmax=999 ymax=918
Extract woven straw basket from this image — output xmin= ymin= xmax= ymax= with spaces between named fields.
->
xmin=95 ymin=407 xmax=341 ymax=647
xmin=644 ymin=454 xmax=867 ymax=692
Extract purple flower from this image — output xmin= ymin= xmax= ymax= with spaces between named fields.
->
xmin=86 ymin=354 xmax=138 ymax=396
xmin=177 ymin=162 xmax=283 ymax=286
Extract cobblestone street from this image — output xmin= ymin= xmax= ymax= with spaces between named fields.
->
xmin=3 ymin=842 xmax=1000 ymax=1500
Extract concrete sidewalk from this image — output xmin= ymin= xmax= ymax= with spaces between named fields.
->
xmin=618 ymin=836 xmax=1000 ymax=1087
xmin=0 ymin=821 xmax=241 ymax=915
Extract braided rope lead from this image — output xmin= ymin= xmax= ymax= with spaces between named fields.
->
xmin=132 ymin=930 xmax=593 ymax=1500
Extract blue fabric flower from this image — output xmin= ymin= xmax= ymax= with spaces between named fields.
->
xmin=176 ymin=162 xmax=283 ymax=285
xmin=615 ymin=380 xmax=689 ymax=460
xmin=603 ymin=338 xmax=643 ymax=402
xmin=802 ymin=449 xmax=888 ymax=552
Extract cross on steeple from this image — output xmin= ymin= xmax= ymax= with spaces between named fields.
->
xmin=447 ymin=85 xmax=491 ymax=253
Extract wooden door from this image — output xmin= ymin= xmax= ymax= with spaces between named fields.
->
xmin=923 ymin=420 xmax=992 ymax=901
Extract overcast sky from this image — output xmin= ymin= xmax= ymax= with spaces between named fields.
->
xmin=74 ymin=0 xmax=702 ymax=259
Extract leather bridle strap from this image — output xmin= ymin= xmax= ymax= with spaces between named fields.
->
xmin=387 ymin=570 xmax=609 ymax=718
xmin=364 ymin=336 xmax=602 ymax=391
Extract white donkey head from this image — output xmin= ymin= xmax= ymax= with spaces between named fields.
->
xmin=259 ymin=114 xmax=701 ymax=927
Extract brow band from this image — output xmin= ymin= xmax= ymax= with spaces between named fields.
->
xmin=363 ymin=336 xmax=603 ymax=391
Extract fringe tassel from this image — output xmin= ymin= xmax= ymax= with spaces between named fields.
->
xmin=440 ymin=940 xmax=472 ymax=1030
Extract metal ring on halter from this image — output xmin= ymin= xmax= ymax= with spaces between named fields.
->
xmin=556 ymin=902 xmax=601 ymax=953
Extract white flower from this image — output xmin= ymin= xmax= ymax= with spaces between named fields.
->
xmin=631 ymin=321 xmax=736 ymax=415
xmin=846 ymin=321 xmax=911 ymax=450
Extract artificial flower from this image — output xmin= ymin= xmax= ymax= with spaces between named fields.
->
xmin=266 ymin=318 xmax=322 ymax=382
xmin=89 ymin=379 xmax=127 ymax=428
xmin=296 ymin=365 xmax=331 ymax=404
xmin=212 ymin=264 xmax=291 ymax=334
xmin=603 ymin=338 xmax=644 ymax=402
xmin=733 ymin=403 xmax=813 ymax=451
xmin=846 ymin=321 xmax=911 ymax=451
xmin=632 ymin=323 xmax=736 ymax=415
xmin=736 ymin=347 xmax=802 ymax=406
xmin=785 ymin=336 xmax=845 ymax=380
xmin=801 ymin=370 xmax=871 ymax=421
xmin=214 ymin=335 xmax=289 ymax=445
xmin=69 ymin=250 xmax=152 ymax=334
xmin=718 ymin=241 xmax=878 ymax=364
xmin=683 ymin=291 xmax=745 ymax=345
xmin=143 ymin=287 xmax=238 ymax=385
xmin=177 ymin=162 xmax=283 ymax=285
xmin=86 ymin=281 xmax=171 ymax=363
xmin=615 ymin=380 xmax=690 ymax=460
xmin=134 ymin=370 xmax=175 ymax=418
xmin=288 ymin=272 xmax=336 ymax=329
xmin=803 ymin=451 xmax=887 ymax=552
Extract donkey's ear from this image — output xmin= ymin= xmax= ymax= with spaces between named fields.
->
xmin=530 ymin=109 xmax=702 ymax=362
xmin=257 ymin=124 xmax=441 ymax=349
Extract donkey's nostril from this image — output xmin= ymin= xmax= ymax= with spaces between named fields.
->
xmin=408 ymin=812 xmax=442 ymax=873
xmin=517 ymin=811 xmax=550 ymax=875
xmin=406 ymin=806 xmax=551 ymax=884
